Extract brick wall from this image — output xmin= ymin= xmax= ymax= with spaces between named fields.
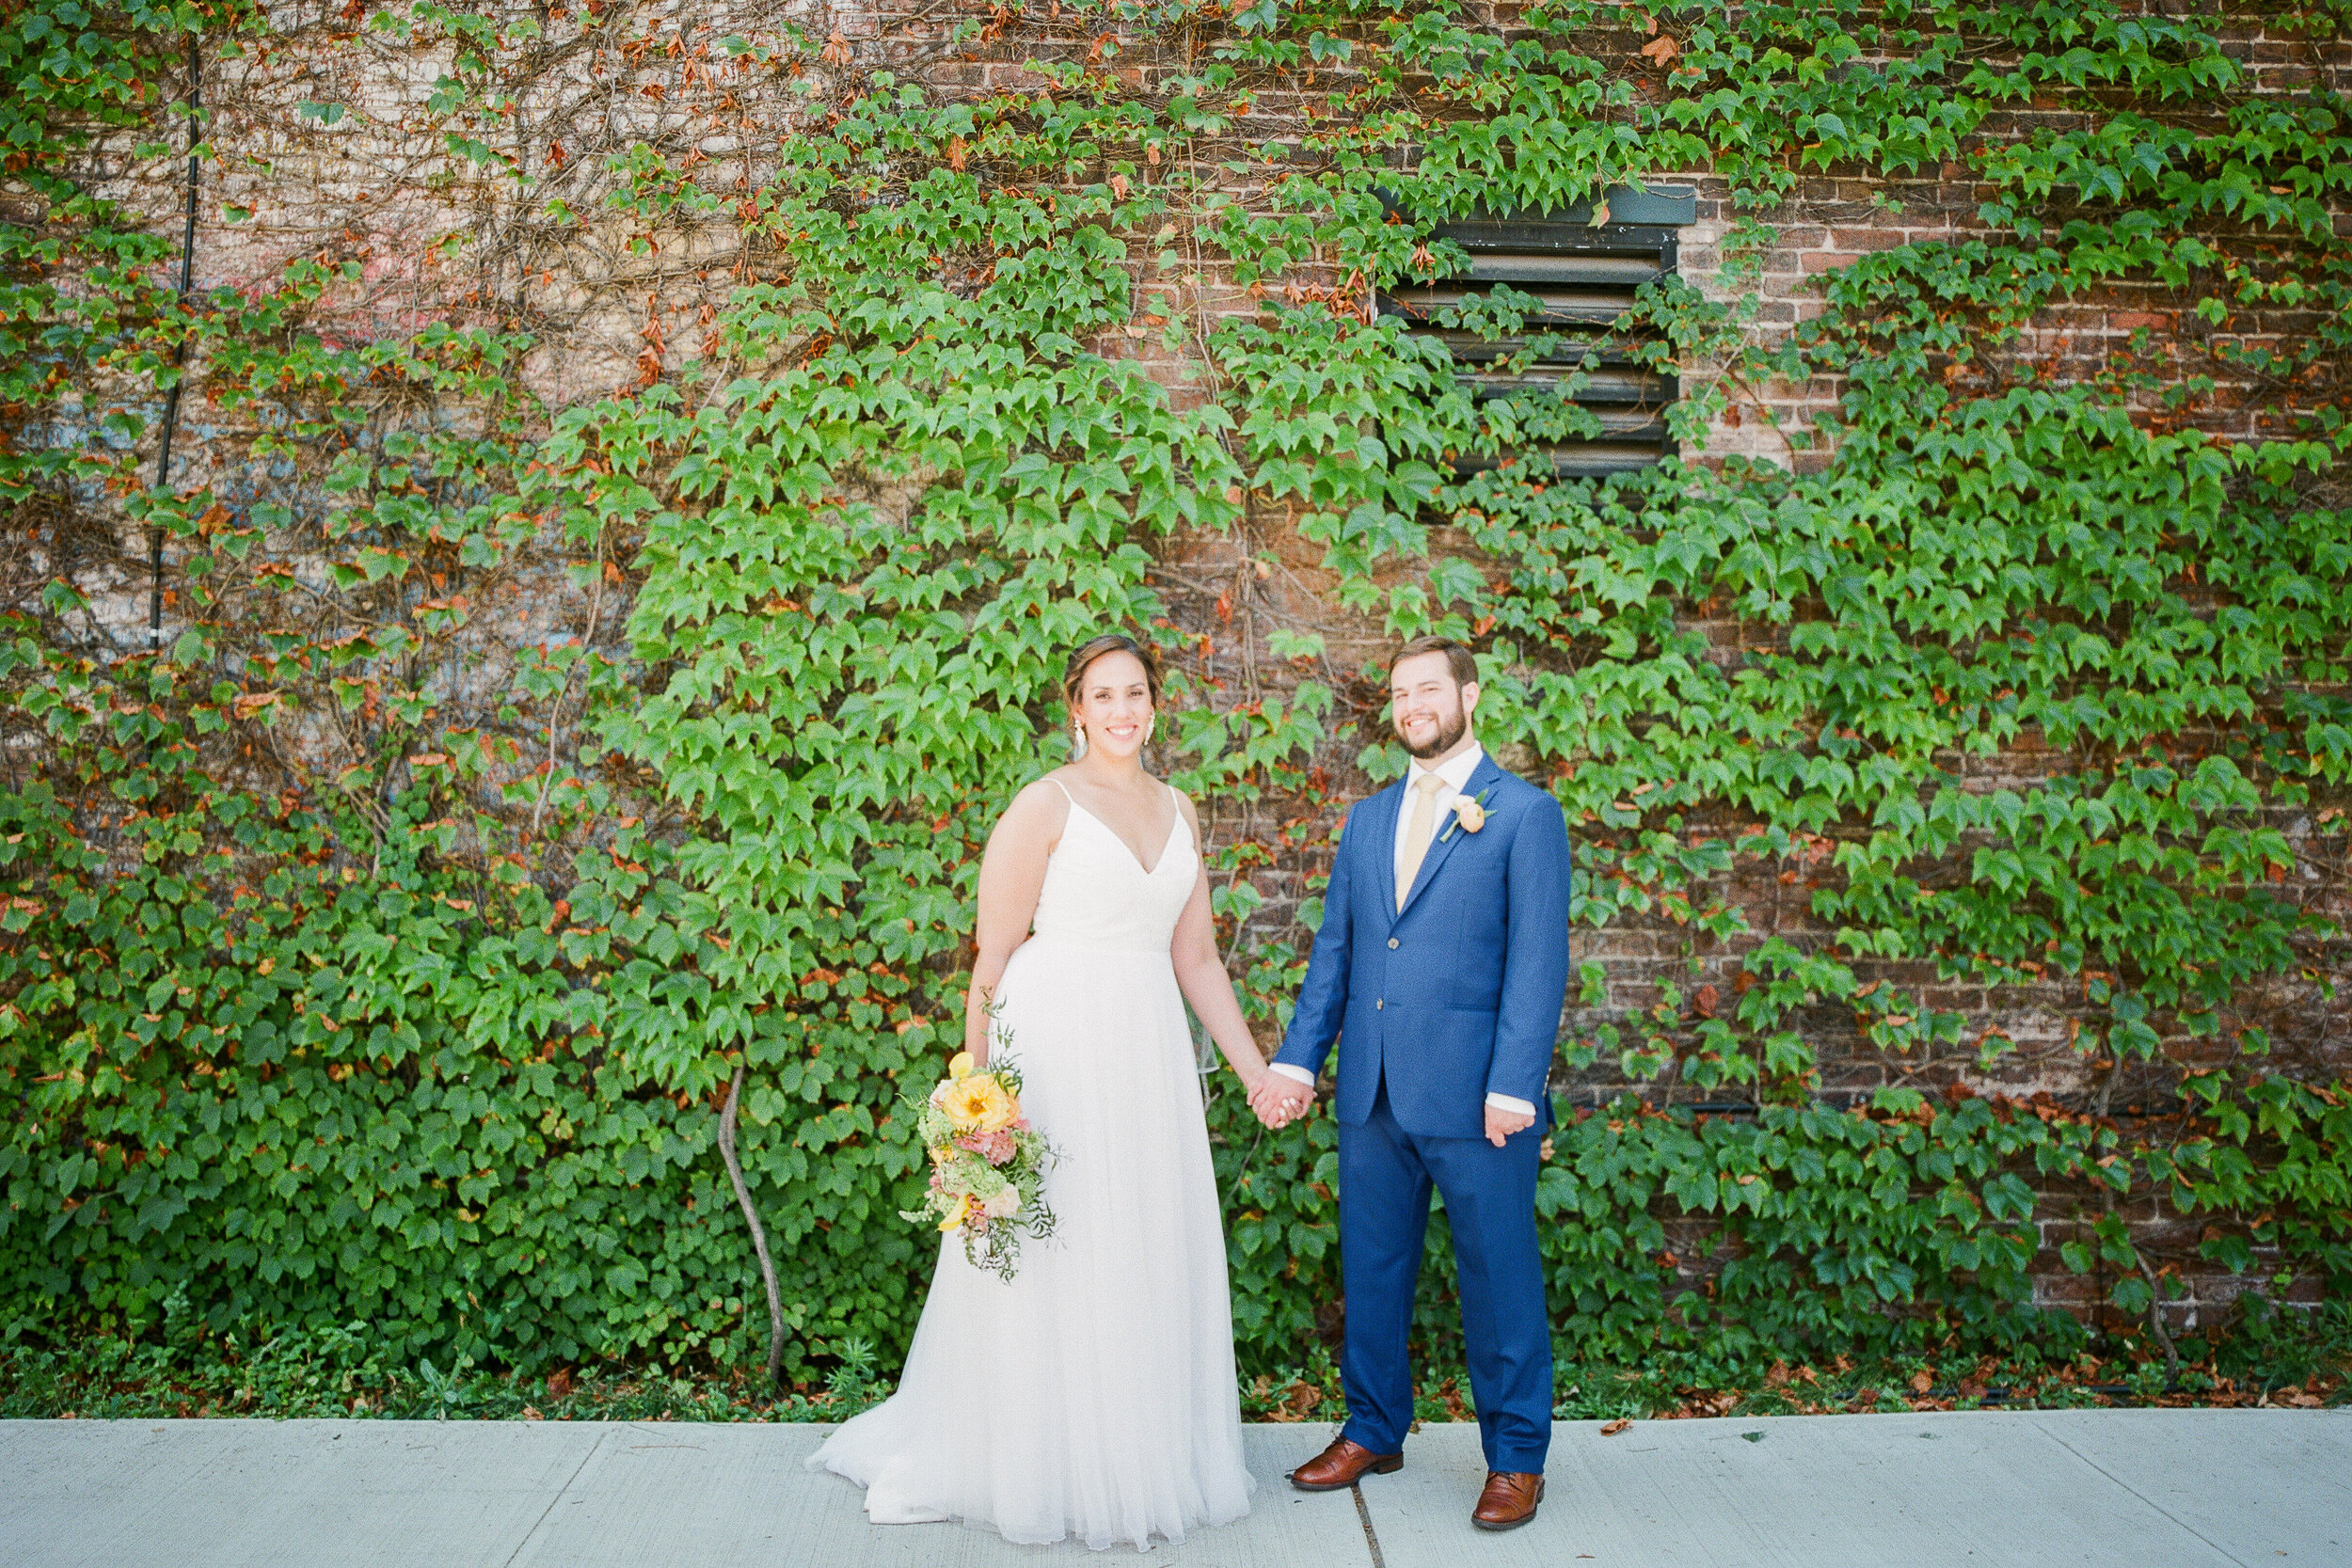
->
xmin=49 ymin=0 xmax=2352 ymax=1337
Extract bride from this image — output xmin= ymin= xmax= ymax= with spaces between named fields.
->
xmin=809 ymin=632 xmax=1297 ymax=1550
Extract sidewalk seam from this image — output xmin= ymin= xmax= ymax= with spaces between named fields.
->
xmin=2026 ymin=1416 xmax=2254 ymax=1568
xmin=1352 ymin=1483 xmax=1387 ymax=1568
xmin=501 ymin=1425 xmax=609 ymax=1568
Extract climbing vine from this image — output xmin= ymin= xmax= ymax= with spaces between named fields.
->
xmin=2 ymin=0 xmax=2348 ymax=1384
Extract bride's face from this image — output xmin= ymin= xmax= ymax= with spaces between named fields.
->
xmin=1073 ymin=650 xmax=1154 ymax=759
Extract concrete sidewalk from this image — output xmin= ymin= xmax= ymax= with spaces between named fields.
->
xmin=3 ymin=1410 xmax=2344 ymax=1566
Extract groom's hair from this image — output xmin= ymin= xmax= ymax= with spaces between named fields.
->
xmin=1390 ymin=636 xmax=1478 ymax=689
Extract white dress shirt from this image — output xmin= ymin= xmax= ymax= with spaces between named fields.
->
xmin=1272 ymin=744 xmax=1538 ymax=1119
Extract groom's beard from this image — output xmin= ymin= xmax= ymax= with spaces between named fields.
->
xmin=1397 ymin=699 xmax=1468 ymax=760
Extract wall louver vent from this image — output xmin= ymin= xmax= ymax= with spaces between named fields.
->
xmin=1382 ymin=186 xmax=1695 ymax=476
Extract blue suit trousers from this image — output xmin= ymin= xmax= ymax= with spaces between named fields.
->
xmin=1338 ymin=1082 xmax=1551 ymax=1474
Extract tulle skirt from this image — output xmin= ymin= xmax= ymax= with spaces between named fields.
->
xmin=806 ymin=936 xmax=1255 ymax=1550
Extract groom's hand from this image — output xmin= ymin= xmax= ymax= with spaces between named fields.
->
xmin=1250 ymin=1075 xmax=1313 ymax=1129
xmin=1484 ymin=1103 xmax=1534 ymax=1148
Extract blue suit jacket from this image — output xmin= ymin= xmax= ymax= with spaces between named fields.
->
xmin=1275 ymin=753 xmax=1574 ymax=1141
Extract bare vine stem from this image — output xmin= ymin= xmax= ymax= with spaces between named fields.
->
xmin=2136 ymin=1250 xmax=2182 ymax=1387
xmin=717 ymin=1064 xmax=789 ymax=1387
xmin=149 ymin=31 xmax=202 ymax=653
xmin=530 ymin=525 xmax=607 ymax=836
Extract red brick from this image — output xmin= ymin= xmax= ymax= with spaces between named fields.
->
xmin=1828 ymin=229 xmax=1913 ymax=251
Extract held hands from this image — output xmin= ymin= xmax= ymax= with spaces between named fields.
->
xmin=1248 ymin=1071 xmax=1314 ymax=1130
xmin=1484 ymin=1102 xmax=1534 ymax=1148
xmin=1248 ymin=1075 xmax=1528 ymax=1141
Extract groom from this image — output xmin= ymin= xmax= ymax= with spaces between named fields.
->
xmin=1252 ymin=637 xmax=1572 ymax=1532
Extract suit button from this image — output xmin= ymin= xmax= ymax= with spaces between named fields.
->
xmin=1388 ymin=938 xmax=1400 ymax=950
xmin=1375 ymin=999 xmax=1384 ymax=1010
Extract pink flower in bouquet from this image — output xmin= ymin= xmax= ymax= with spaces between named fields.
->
xmin=960 ymin=1129 xmax=1017 ymax=1164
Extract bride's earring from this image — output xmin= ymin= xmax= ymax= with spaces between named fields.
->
xmin=1071 ymin=717 xmax=1088 ymax=759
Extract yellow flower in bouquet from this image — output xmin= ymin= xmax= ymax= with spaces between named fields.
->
xmin=940 ymin=1070 xmax=1018 ymax=1133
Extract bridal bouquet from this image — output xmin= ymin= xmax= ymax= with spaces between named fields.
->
xmin=900 ymin=1041 xmax=1057 ymax=1281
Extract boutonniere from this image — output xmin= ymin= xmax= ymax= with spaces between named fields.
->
xmin=1438 ymin=786 xmax=1494 ymax=842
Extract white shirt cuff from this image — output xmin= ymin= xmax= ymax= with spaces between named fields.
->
xmin=1268 ymin=1063 xmax=1315 ymax=1086
xmin=1484 ymin=1092 xmax=1536 ymax=1117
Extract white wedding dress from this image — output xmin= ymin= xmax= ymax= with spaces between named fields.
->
xmin=808 ymin=781 xmax=1255 ymax=1550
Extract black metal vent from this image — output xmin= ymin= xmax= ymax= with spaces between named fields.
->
xmin=1382 ymin=187 xmax=1693 ymax=476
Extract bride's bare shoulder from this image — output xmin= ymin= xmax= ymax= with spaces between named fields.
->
xmin=997 ymin=773 xmax=1075 ymax=836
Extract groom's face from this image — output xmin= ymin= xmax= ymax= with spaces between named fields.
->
xmin=1390 ymin=651 xmax=1479 ymax=760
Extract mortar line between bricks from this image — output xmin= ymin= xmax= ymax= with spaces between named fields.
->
xmin=1352 ymin=1482 xmax=1387 ymax=1568
xmin=501 ymin=1426 xmax=609 ymax=1568
xmin=2026 ymin=1417 xmax=2254 ymax=1568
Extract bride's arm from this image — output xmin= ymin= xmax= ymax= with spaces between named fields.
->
xmin=965 ymin=781 xmax=1064 ymax=1068
xmin=1167 ymin=793 xmax=1275 ymax=1094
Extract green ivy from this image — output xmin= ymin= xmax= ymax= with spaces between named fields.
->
xmin=3 ymin=0 xmax=2346 ymax=1384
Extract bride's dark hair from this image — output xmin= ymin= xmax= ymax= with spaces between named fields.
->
xmin=1061 ymin=633 xmax=1164 ymax=710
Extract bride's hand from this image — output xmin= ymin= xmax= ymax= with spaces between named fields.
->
xmin=1240 ymin=1070 xmax=1276 ymax=1123
xmin=1248 ymin=1072 xmax=1311 ymax=1129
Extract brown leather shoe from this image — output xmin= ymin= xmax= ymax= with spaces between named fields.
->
xmin=1471 ymin=1470 xmax=1545 ymax=1530
xmin=1288 ymin=1435 xmax=1404 ymax=1492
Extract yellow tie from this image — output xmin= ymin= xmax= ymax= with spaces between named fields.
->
xmin=1396 ymin=773 xmax=1444 ymax=911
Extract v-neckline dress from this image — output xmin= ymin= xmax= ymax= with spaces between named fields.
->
xmin=807 ymin=779 xmax=1255 ymax=1550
